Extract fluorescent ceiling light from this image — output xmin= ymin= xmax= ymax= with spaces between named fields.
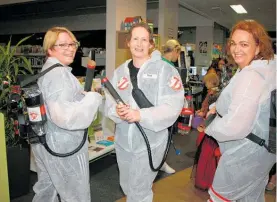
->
xmin=230 ymin=5 xmax=247 ymax=14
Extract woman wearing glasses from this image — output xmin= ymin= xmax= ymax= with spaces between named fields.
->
xmin=32 ymin=27 xmax=102 ymax=202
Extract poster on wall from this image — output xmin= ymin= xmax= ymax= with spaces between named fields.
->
xmin=212 ymin=43 xmax=223 ymax=59
xmin=198 ymin=41 xmax=208 ymax=55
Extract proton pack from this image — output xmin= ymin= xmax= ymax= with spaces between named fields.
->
xmin=17 ymin=63 xmax=88 ymax=157
xmin=246 ymin=89 xmax=276 ymax=154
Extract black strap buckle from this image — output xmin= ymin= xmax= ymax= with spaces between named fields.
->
xmin=257 ymin=138 xmax=266 ymax=146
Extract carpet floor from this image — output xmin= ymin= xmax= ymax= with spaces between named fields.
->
xmin=116 ymin=167 xmax=276 ymax=202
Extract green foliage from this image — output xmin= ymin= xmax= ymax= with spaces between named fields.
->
xmin=0 ymin=35 xmax=34 ymax=147
xmin=0 ymin=35 xmax=34 ymax=107
xmin=4 ymin=116 xmax=19 ymax=147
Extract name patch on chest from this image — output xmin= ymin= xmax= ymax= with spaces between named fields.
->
xmin=142 ymin=73 xmax=157 ymax=79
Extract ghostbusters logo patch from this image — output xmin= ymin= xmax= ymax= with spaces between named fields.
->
xmin=117 ymin=77 xmax=129 ymax=90
xmin=169 ymin=76 xmax=182 ymax=91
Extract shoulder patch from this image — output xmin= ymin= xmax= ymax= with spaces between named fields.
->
xmin=169 ymin=76 xmax=182 ymax=91
xmin=117 ymin=77 xmax=129 ymax=90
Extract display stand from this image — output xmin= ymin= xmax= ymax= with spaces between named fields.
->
xmin=88 ymin=130 xmax=115 ymax=163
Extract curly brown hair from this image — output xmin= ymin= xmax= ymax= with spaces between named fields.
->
xmin=227 ymin=20 xmax=274 ymax=63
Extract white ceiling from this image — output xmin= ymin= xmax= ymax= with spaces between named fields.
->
xmin=0 ymin=0 xmax=276 ymax=31
xmin=179 ymin=0 xmax=276 ymax=31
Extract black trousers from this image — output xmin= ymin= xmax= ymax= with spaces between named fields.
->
xmin=269 ymin=163 xmax=276 ymax=176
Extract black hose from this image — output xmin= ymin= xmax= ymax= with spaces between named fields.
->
xmin=38 ymin=129 xmax=88 ymax=157
xmin=136 ymin=122 xmax=173 ymax=171
xmin=102 ymin=78 xmax=173 ymax=171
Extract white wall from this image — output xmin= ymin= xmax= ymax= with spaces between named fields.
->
xmin=147 ymin=6 xmax=213 ymax=28
xmin=0 ymin=6 xmax=213 ymax=34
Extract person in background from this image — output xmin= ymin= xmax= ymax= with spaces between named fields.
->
xmin=201 ymin=58 xmax=226 ymax=103
xmin=161 ymin=39 xmax=181 ymax=67
xmin=104 ymin=22 xmax=184 ymax=202
xmin=158 ymin=39 xmax=182 ymax=174
xmin=197 ymin=73 xmax=220 ymax=118
xmin=32 ymin=27 xmax=103 ymax=202
xmin=192 ymin=72 xmax=221 ymax=190
xmin=205 ymin=20 xmax=276 ymax=201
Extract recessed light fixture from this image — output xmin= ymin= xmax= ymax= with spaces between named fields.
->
xmin=230 ymin=5 xmax=247 ymax=14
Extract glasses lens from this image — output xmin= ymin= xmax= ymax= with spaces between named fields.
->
xmin=70 ymin=42 xmax=79 ymax=49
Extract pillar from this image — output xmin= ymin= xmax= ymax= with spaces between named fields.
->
xmin=106 ymin=0 xmax=146 ymax=79
xmin=195 ymin=26 xmax=214 ymax=71
xmin=158 ymin=0 xmax=179 ymax=46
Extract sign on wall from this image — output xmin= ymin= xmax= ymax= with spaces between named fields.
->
xmin=198 ymin=41 xmax=208 ymax=55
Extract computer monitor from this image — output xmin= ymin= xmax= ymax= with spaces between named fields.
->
xmin=189 ymin=66 xmax=197 ymax=76
xmin=201 ymin=67 xmax=209 ymax=76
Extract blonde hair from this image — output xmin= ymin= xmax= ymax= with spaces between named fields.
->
xmin=203 ymin=73 xmax=219 ymax=87
xmin=161 ymin=39 xmax=181 ymax=54
xmin=43 ymin=27 xmax=77 ymax=55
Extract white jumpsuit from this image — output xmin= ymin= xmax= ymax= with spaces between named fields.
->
xmin=105 ymin=51 xmax=184 ymax=202
xmin=206 ymin=57 xmax=276 ymax=202
xmin=32 ymin=57 xmax=103 ymax=202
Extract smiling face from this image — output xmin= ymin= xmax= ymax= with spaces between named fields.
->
xmin=128 ymin=27 xmax=153 ymax=60
xmin=229 ymin=29 xmax=260 ymax=69
xmin=47 ymin=32 xmax=77 ymax=66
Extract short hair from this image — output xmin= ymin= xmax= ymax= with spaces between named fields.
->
xmin=227 ymin=20 xmax=274 ymax=61
xmin=161 ymin=39 xmax=181 ymax=55
xmin=43 ymin=27 xmax=77 ymax=55
xmin=126 ymin=22 xmax=154 ymax=45
xmin=203 ymin=73 xmax=219 ymax=87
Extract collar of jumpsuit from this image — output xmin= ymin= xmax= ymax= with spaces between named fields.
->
xmin=162 ymin=57 xmax=175 ymax=66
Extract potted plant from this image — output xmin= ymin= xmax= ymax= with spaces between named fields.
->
xmin=0 ymin=35 xmax=34 ymax=199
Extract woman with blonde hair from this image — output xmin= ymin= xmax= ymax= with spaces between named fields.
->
xmin=161 ymin=39 xmax=181 ymax=65
xmin=157 ymin=39 xmax=182 ymax=174
xmin=32 ymin=27 xmax=102 ymax=202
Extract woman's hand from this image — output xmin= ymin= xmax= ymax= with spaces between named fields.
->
xmin=124 ymin=109 xmax=141 ymax=123
xmin=197 ymin=124 xmax=205 ymax=132
xmin=206 ymin=106 xmax=216 ymax=118
xmin=196 ymin=110 xmax=205 ymax=117
xmin=116 ymin=102 xmax=130 ymax=120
